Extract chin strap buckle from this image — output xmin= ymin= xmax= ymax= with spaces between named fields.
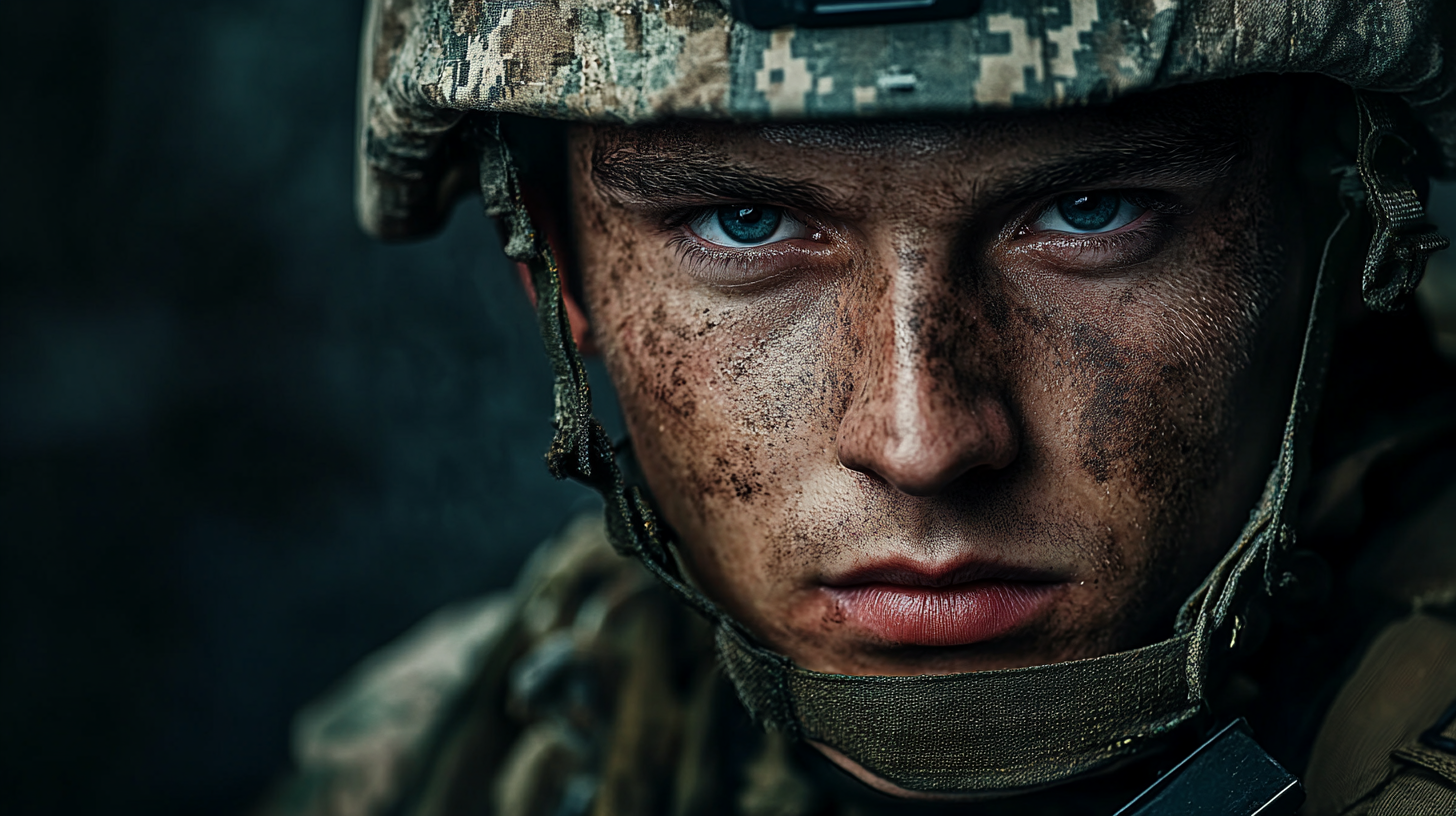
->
xmin=1355 ymin=92 xmax=1450 ymax=313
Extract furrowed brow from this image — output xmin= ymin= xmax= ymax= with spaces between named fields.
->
xmin=983 ymin=129 xmax=1251 ymax=205
xmin=591 ymin=147 xmax=842 ymax=213
xmin=587 ymin=119 xmax=1249 ymax=217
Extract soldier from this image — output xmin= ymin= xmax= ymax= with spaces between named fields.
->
xmin=262 ymin=1 xmax=1456 ymax=814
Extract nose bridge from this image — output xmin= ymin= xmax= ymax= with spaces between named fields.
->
xmin=885 ymin=242 xmax=947 ymax=416
xmin=881 ymin=237 xmax=977 ymax=447
xmin=836 ymin=228 xmax=1018 ymax=496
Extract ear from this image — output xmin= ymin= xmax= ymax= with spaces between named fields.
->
xmin=515 ymin=261 xmax=596 ymax=354
xmin=515 ymin=185 xmax=596 ymax=355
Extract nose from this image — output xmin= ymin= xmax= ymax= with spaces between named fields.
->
xmin=835 ymin=253 xmax=1019 ymax=497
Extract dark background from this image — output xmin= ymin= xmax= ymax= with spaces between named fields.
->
xmin=3 ymin=3 xmax=1456 ymax=816
xmin=1 ymin=3 xmax=608 ymax=815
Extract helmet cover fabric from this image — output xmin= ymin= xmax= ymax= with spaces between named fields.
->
xmin=359 ymin=0 xmax=1455 ymax=238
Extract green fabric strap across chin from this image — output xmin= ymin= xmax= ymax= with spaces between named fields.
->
xmin=478 ymin=91 xmax=1446 ymax=795
xmin=716 ymin=624 xmax=1200 ymax=793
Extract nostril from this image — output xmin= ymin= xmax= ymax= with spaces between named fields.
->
xmin=836 ymin=400 xmax=1019 ymax=497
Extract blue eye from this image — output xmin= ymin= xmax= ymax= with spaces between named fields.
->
xmin=1030 ymin=193 xmax=1144 ymax=235
xmin=689 ymin=205 xmax=809 ymax=248
xmin=1059 ymin=194 xmax=1118 ymax=230
xmin=719 ymin=206 xmax=780 ymax=243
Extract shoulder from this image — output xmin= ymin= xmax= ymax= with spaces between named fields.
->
xmin=1299 ymin=410 xmax=1456 ymax=815
xmin=1302 ymin=604 xmax=1456 ymax=816
xmin=257 ymin=514 xmax=624 ymax=816
xmin=268 ymin=594 xmax=512 ymax=816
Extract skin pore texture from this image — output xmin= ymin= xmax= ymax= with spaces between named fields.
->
xmin=559 ymin=80 xmax=1308 ymax=795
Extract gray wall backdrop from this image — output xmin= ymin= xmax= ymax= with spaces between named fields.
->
xmin=2 ymin=3 xmax=1454 ymax=816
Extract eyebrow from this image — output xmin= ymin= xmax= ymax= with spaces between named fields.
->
xmin=983 ymin=132 xmax=1250 ymax=205
xmin=590 ymin=124 xmax=1249 ymax=216
xmin=591 ymin=146 xmax=845 ymax=213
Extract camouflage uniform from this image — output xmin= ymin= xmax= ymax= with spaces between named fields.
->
xmin=263 ymin=0 xmax=1456 ymax=813
xmin=260 ymin=516 xmax=830 ymax=816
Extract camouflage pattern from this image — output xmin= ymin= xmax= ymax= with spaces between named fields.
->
xmin=259 ymin=515 xmax=839 ymax=816
xmin=359 ymin=0 xmax=1456 ymax=238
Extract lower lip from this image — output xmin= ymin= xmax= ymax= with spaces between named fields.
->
xmin=823 ymin=582 xmax=1059 ymax=647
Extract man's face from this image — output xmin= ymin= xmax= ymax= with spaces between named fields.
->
xmin=569 ymin=81 xmax=1303 ymax=679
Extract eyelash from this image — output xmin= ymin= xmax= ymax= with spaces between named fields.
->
xmin=1006 ymin=192 xmax=1189 ymax=268
xmin=1021 ymin=222 xmax=1171 ymax=267
xmin=664 ymin=230 xmax=812 ymax=288
xmin=660 ymin=191 xmax=1189 ymax=286
xmin=654 ymin=205 xmax=833 ymax=287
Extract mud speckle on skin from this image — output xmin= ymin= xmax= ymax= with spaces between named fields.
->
xmin=567 ymin=77 xmax=1309 ymax=677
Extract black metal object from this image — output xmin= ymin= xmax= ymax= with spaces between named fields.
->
xmin=1420 ymin=698 xmax=1456 ymax=753
xmin=1113 ymin=720 xmax=1304 ymax=816
xmin=724 ymin=0 xmax=979 ymax=29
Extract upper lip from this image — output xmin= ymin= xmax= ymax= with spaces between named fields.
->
xmin=821 ymin=556 xmax=1064 ymax=589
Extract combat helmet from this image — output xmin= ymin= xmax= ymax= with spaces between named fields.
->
xmin=356 ymin=0 xmax=1454 ymax=799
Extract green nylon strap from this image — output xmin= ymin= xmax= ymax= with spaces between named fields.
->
xmin=482 ymin=87 xmax=1445 ymax=794
xmin=480 ymin=117 xmax=727 ymax=622
xmin=717 ymin=624 xmax=1199 ymax=794
xmin=1174 ymin=154 xmax=1359 ymax=701
xmin=1355 ymin=94 xmax=1451 ymax=312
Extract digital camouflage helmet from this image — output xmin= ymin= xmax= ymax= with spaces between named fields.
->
xmin=356 ymin=0 xmax=1452 ymax=798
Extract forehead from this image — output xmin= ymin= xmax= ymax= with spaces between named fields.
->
xmin=584 ymin=80 xmax=1271 ymax=166
xmin=576 ymin=80 xmax=1282 ymax=206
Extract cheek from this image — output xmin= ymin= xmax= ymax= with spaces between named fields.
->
xmin=1003 ymin=185 xmax=1289 ymax=599
xmin=580 ymin=219 xmax=839 ymax=538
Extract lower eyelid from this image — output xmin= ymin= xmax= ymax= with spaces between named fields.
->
xmin=689 ymin=254 xmax=790 ymax=288
xmin=1010 ymin=217 xmax=1173 ymax=269
xmin=670 ymin=233 xmax=837 ymax=287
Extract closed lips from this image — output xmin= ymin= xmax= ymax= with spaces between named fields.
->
xmin=820 ymin=560 xmax=1064 ymax=647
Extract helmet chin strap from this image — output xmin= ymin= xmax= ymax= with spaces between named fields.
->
xmin=479 ymin=91 xmax=1445 ymax=795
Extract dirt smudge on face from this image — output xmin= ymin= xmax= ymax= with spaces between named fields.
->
xmin=566 ymin=78 xmax=1309 ymax=675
